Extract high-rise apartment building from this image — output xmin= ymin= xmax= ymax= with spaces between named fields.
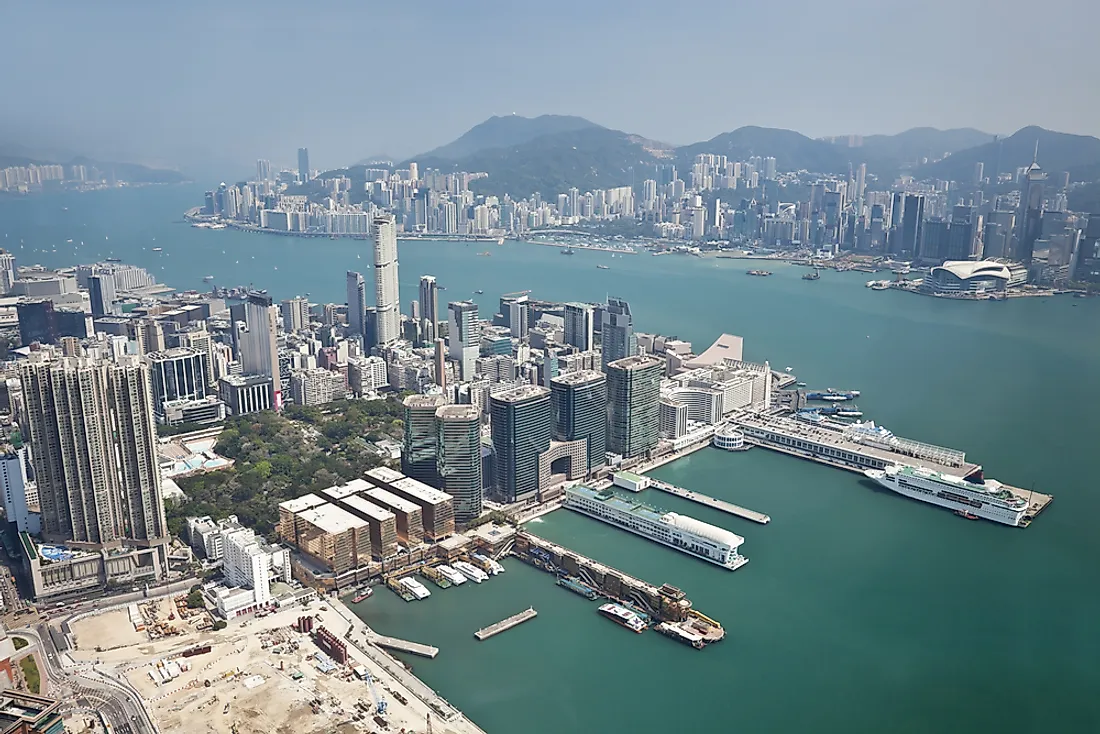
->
xmin=240 ymin=293 xmax=281 ymax=409
xmin=606 ymin=355 xmax=663 ymax=459
xmin=256 ymin=159 xmax=272 ymax=183
xmin=563 ymin=303 xmax=594 ymax=351
xmin=490 ymin=385 xmax=551 ymax=503
xmin=448 ymin=300 xmax=480 ymax=381
xmin=346 ymin=271 xmax=366 ymax=341
xmin=402 ymin=394 xmax=447 ymax=485
xmin=435 ymin=405 xmax=483 ymax=523
xmin=372 ymin=214 xmax=400 ymax=344
xmin=280 ymin=296 xmax=310 ymax=333
xmin=19 ymin=354 xmax=168 ymax=548
xmin=418 ymin=275 xmax=439 ymax=344
xmin=601 ymin=296 xmax=636 ymax=370
xmin=0 ymin=250 xmax=15 ymax=295
xmin=550 ymin=369 xmax=607 ymax=473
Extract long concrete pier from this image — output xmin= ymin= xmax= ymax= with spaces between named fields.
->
xmin=647 ymin=478 xmax=771 ymax=524
xmin=366 ymin=632 xmax=440 ymax=658
xmin=474 ymin=608 xmax=537 ymax=640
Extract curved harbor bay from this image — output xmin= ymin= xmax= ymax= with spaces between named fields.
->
xmin=4 ymin=185 xmax=1100 ymax=732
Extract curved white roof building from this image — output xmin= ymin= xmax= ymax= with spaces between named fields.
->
xmin=663 ymin=512 xmax=745 ymax=550
xmin=922 ymin=260 xmax=1015 ymax=294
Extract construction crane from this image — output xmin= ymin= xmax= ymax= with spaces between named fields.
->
xmin=365 ymin=673 xmax=387 ymax=716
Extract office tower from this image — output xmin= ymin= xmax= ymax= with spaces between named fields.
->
xmin=87 ymin=273 xmax=118 ymax=317
xmin=563 ymin=303 xmax=594 ymax=351
xmin=606 ymin=355 xmax=663 ymax=459
xmin=280 ymin=296 xmax=310 ymax=333
xmin=419 ymin=275 xmax=439 ymax=343
xmin=550 ymin=369 xmax=607 ymax=473
xmin=0 ymin=250 xmax=15 ymax=294
xmin=508 ymin=301 xmax=528 ymax=338
xmin=490 ymin=385 xmax=551 ymax=503
xmin=346 ymin=271 xmax=366 ymax=340
xmin=973 ymin=162 xmax=985 ymax=186
xmin=1016 ymin=148 xmax=1046 ymax=263
xmin=435 ymin=404 xmax=483 ymax=523
xmin=402 ymin=394 xmax=446 ymax=484
xmin=448 ymin=300 xmax=480 ymax=381
xmin=601 ymin=296 xmax=636 ymax=370
xmin=372 ymin=214 xmax=400 ymax=344
xmin=898 ymin=194 xmax=926 ymax=257
xmin=256 ymin=159 xmax=272 ymax=182
xmin=434 ymin=339 xmax=447 ymax=389
xmin=241 ymin=292 xmax=281 ymax=409
xmin=947 ymin=205 xmax=979 ymax=261
xmin=297 ymin=147 xmax=310 ymax=183
xmin=146 ymin=347 xmax=209 ymax=421
xmin=20 ymin=354 xmax=167 ymax=546
xmin=764 ymin=156 xmax=778 ymax=181
xmin=0 ymin=446 xmax=36 ymax=534
xmin=17 ymin=300 xmax=57 ymax=346
xmin=919 ymin=219 xmax=950 ymax=263
xmin=1072 ymin=217 xmax=1100 ymax=284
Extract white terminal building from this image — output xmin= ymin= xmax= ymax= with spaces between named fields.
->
xmin=187 ymin=515 xmax=291 ymax=618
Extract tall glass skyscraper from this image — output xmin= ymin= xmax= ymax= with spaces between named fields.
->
xmin=490 ymin=385 xmax=551 ymax=503
xmin=606 ymin=355 xmax=663 ymax=459
xmin=563 ymin=302 xmax=594 ymax=351
xmin=550 ymin=369 xmax=607 ymax=473
xmin=402 ymin=394 xmax=446 ymax=485
xmin=601 ymin=296 xmax=637 ymax=370
xmin=418 ymin=275 xmax=440 ymax=344
xmin=346 ymin=270 xmax=366 ymax=341
xmin=435 ymin=405 xmax=483 ymax=523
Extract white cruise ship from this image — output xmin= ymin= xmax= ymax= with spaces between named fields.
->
xmin=864 ymin=464 xmax=1029 ymax=525
xmin=436 ymin=565 xmax=467 ymax=585
xmin=564 ymin=486 xmax=748 ymax=570
xmin=399 ymin=577 xmax=432 ymax=600
xmin=453 ymin=560 xmax=490 ymax=583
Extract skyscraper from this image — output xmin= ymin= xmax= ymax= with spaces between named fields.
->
xmin=256 ymin=159 xmax=272 ymax=183
xmin=20 ymin=354 xmax=168 ymax=547
xmin=419 ymin=275 xmax=439 ymax=344
xmin=88 ymin=273 xmax=118 ymax=317
xmin=241 ymin=293 xmax=281 ymax=409
xmin=899 ymin=194 xmax=926 ymax=257
xmin=601 ymin=296 xmax=636 ymax=370
xmin=448 ymin=300 xmax=480 ymax=381
xmin=0 ymin=250 xmax=15 ymax=295
xmin=402 ymin=394 xmax=446 ymax=485
xmin=946 ymin=205 xmax=979 ymax=261
xmin=563 ymin=303 xmax=594 ymax=351
xmin=435 ymin=404 xmax=483 ymax=523
xmin=606 ymin=355 xmax=663 ymax=459
xmin=372 ymin=214 xmax=400 ymax=344
xmin=297 ymin=147 xmax=310 ymax=183
xmin=146 ymin=347 xmax=209 ymax=421
xmin=1016 ymin=147 xmax=1046 ymax=263
xmin=346 ymin=271 xmax=366 ymax=340
xmin=550 ymin=369 xmax=607 ymax=473
xmin=280 ymin=296 xmax=310 ymax=333
xmin=490 ymin=385 xmax=551 ymax=503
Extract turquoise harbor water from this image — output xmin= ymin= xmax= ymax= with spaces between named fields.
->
xmin=4 ymin=185 xmax=1100 ymax=732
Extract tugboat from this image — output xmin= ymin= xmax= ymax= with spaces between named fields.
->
xmin=802 ymin=267 xmax=821 ymax=281
xmin=954 ymin=509 xmax=980 ymax=520
xmin=351 ymin=587 xmax=373 ymax=603
xmin=561 ymin=247 xmax=575 ymax=255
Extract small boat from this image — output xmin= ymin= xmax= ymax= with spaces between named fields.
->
xmin=474 ymin=289 xmax=484 ymax=294
xmin=598 ymin=603 xmax=647 ymax=633
xmin=66 ymin=239 xmax=73 ymax=243
xmin=954 ymin=510 xmax=980 ymax=520
xmin=746 ymin=269 xmax=772 ymax=276
xmin=785 ymin=366 xmax=793 ymax=372
xmin=796 ymin=381 xmax=807 ymax=387
xmin=435 ymin=565 xmax=467 ymax=585
xmin=802 ymin=268 xmax=820 ymax=281
xmin=351 ymin=587 xmax=373 ymax=603
xmin=152 ymin=247 xmax=163 ymax=252
xmin=596 ymin=264 xmax=610 ymax=270
xmin=203 ymin=275 xmax=215 ymax=282
xmin=561 ymin=248 xmax=575 ymax=255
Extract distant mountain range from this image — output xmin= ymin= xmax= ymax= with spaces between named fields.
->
xmin=321 ymin=115 xmax=1100 ymax=198
xmin=0 ymin=146 xmax=186 ymax=184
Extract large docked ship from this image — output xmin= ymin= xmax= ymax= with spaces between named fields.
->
xmin=399 ymin=577 xmax=431 ymax=600
xmin=564 ymin=486 xmax=748 ymax=570
xmin=453 ymin=560 xmax=489 ymax=583
xmin=598 ymin=603 xmax=647 ymax=633
xmin=863 ymin=464 xmax=1030 ymax=525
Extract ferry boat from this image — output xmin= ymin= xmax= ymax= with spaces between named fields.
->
xmin=453 ymin=560 xmax=489 ymax=584
xmin=745 ymin=269 xmax=772 ymax=276
xmin=470 ymin=553 xmax=505 ymax=575
xmin=598 ymin=603 xmax=647 ymax=633
xmin=152 ymin=247 xmax=163 ymax=252
xmin=399 ymin=577 xmax=431 ymax=600
xmin=561 ymin=247 xmax=575 ymax=255
xmin=802 ymin=268 xmax=821 ymax=281
xmin=654 ymin=621 xmax=705 ymax=649
xmin=564 ymin=486 xmax=748 ymax=570
xmin=596 ymin=264 xmax=610 ymax=270
xmin=351 ymin=587 xmax=373 ymax=603
xmin=804 ymin=390 xmax=858 ymax=401
xmin=474 ymin=289 xmax=484 ymax=294
xmin=863 ymin=464 xmax=1030 ymax=526
xmin=435 ymin=565 xmax=467 ymax=585
xmin=203 ymin=275 xmax=215 ymax=282
xmin=557 ymin=576 xmax=598 ymax=600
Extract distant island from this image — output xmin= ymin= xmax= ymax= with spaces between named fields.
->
xmin=0 ymin=151 xmax=187 ymax=194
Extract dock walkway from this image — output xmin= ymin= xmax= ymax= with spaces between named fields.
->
xmin=474 ymin=608 xmax=537 ymax=641
xmin=366 ymin=632 xmax=440 ymax=658
xmin=647 ymin=479 xmax=771 ymax=524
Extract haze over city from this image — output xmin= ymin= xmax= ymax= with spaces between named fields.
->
xmin=3 ymin=0 xmax=1099 ymax=175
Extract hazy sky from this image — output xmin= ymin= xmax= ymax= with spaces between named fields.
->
xmin=3 ymin=0 xmax=1097 ymax=176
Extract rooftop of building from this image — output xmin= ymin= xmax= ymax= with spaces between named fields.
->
xmin=320 ymin=478 xmax=372 ymax=501
xmin=339 ymin=494 xmax=396 ymax=523
xmin=391 ymin=476 xmax=453 ymax=505
xmin=403 ymin=394 xmax=447 ymax=409
xmin=296 ymin=502 xmax=369 ymax=534
xmin=219 ymin=373 xmax=272 ymax=387
xmin=365 ymin=466 xmax=404 ymax=484
xmin=362 ymin=486 xmax=421 ymax=514
xmin=607 ymin=354 xmax=663 ymax=371
xmin=684 ymin=333 xmax=745 ymax=368
xmin=0 ymin=691 xmax=62 ymax=728
xmin=551 ymin=369 xmax=605 ymax=387
xmin=435 ymin=404 xmax=481 ymax=421
xmin=278 ymin=493 xmax=327 ymax=514
xmin=490 ymin=384 xmax=550 ymax=403
xmin=146 ymin=346 xmax=204 ymax=361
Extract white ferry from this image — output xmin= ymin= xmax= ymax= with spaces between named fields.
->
xmin=399 ymin=577 xmax=431 ymax=600
xmin=453 ymin=560 xmax=489 ymax=583
xmin=564 ymin=486 xmax=748 ymax=570
xmin=471 ymin=552 xmax=505 ymax=575
xmin=864 ymin=464 xmax=1029 ymax=525
xmin=435 ymin=565 xmax=467 ymax=585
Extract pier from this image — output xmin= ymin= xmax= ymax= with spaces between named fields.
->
xmin=647 ymin=478 xmax=771 ymax=524
xmin=474 ymin=608 xmax=537 ymax=640
xmin=366 ymin=632 xmax=440 ymax=659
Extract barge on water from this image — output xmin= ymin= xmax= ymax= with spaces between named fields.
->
xmin=557 ymin=576 xmax=599 ymax=600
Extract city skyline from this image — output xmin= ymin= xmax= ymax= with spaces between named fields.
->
xmin=3 ymin=1 xmax=1099 ymax=175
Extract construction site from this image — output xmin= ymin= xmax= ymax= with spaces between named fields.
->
xmin=66 ymin=601 xmax=484 ymax=734
xmin=70 ymin=595 xmax=216 ymax=650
